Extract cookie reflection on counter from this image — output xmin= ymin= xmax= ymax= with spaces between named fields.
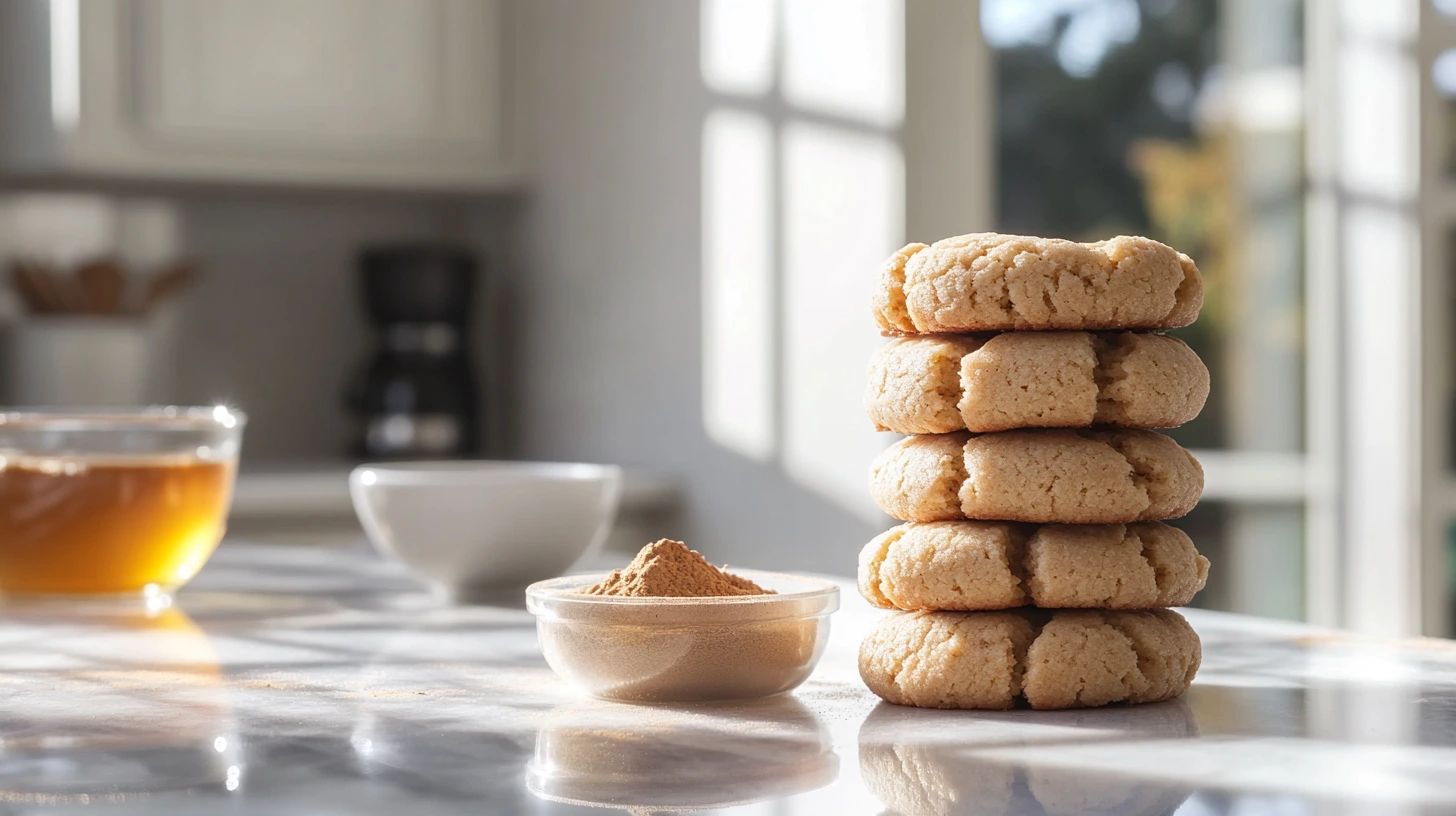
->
xmin=528 ymin=696 xmax=836 ymax=811
xmin=857 ymin=700 xmax=1198 ymax=816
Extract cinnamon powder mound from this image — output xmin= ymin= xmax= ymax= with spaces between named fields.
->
xmin=580 ymin=539 xmax=772 ymax=597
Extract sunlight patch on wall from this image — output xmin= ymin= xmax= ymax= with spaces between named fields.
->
xmin=781 ymin=122 xmax=902 ymax=520
xmin=702 ymin=109 xmax=776 ymax=461
xmin=48 ymin=0 xmax=81 ymax=130
xmin=782 ymin=0 xmax=904 ymax=127
xmin=701 ymin=0 xmax=777 ymax=97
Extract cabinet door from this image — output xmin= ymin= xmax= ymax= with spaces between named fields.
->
xmin=133 ymin=0 xmax=501 ymax=159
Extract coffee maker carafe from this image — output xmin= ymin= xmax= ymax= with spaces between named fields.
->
xmin=346 ymin=244 xmax=480 ymax=458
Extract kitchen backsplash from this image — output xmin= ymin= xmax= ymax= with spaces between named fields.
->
xmin=0 ymin=190 xmax=520 ymax=462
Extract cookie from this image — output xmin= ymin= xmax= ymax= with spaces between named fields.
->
xmin=865 ymin=332 xmax=1209 ymax=434
xmin=858 ymin=608 xmax=1200 ymax=710
xmin=868 ymin=429 xmax=1203 ymax=524
xmin=858 ymin=521 xmax=1208 ymax=611
xmin=864 ymin=335 xmax=988 ymax=434
xmin=872 ymin=234 xmax=1203 ymax=334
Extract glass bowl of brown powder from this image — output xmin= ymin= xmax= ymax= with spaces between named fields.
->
xmin=525 ymin=540 xmax=839 ymax=702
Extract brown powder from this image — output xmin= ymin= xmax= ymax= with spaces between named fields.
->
xmin=580 ymin=539 xmax=773 ymax=597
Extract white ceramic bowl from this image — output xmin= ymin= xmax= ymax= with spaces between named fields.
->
xmin=349 ymin=461 xmax=622 ymax=599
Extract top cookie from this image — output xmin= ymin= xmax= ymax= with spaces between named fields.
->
xmin=873 ymin=233 xmax=1203 ymax=334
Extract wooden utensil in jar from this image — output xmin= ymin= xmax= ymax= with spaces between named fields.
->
xmin=142 ymin=263 xmax=194 ymax=314
xmin=76 ymin=260 xmax=127 ymax=315
xmin=10 ymin=259 xmax=195 ymax=315
xmin=9 ymin=262 xmax=76 ymax=314
xmin=10 ymin=263 xmax=53 ymax=313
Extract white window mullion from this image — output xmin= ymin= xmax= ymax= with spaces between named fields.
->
xmin=1307 ymin=0 xmax=1426 ymax=638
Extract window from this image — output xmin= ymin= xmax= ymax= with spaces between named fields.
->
xmin=986 ymin=0 xmax=1311 ymax=621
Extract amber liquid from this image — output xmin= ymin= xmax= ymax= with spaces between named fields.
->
xmin=0 ymin=455 xmax=234 ymax=595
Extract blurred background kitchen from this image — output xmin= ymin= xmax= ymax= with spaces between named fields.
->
xmin=0 ymin=0 xmax=1444 ymax=636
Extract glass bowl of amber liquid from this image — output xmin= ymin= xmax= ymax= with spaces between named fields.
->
xmin=0 ymin=407 xmax=244 ymax=600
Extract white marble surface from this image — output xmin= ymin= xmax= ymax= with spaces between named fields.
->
xmin=2 ymin=543 xmax=1456 ymax=814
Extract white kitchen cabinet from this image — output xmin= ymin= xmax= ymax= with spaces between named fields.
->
xmin=0 ymin=0 xmax=522 ymax=191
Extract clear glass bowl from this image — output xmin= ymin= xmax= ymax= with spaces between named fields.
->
xmin=0 ymin=406 xmax=245 ymax=599
xmin=526 ymin=569 xmax=840 ymax=702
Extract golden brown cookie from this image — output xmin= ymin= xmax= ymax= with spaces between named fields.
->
xmin=864 ymin=335 xmax=989 ymax=434
xmin=872 ymin=234 xmax=1202 ymax=334
xmin=868 ymin=429 xmax=1203 ymax=524
xmin=858 ymin=521 xmax=1208 ymax=611
xmin=865 ymin=332 xmax=1209 ymax=434
xmin=858 ymin=608 xmax=1200 ymax=710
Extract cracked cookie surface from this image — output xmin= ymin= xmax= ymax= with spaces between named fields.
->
xmin=865 ymin=331 xmax=1209 ymax=434
xmin=872 ymin=233 xmax=1202 ymax=334
xmin=858 ymin=608 xmax=1200 ymax=710
xmin=868 ymin=429 xmax=1203 ymax=524
xmin=858 ymin=521 xmax=1209 ymax=611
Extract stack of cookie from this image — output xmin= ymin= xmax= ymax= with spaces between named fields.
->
xmin=856 ymin=233 xmax=1211 ymax=710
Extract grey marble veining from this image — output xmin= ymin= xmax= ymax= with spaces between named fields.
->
xmin=2 ymin=543 xmax=1456 ymax=814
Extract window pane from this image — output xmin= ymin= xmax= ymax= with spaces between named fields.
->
xmin=1337 ymin=42 xmax=1417 ymax=200
xmin=782 ymin=121 xmax=902 ymax=519
xmin=1436 ymin=49 xmax=1456 ymax=178
xmin=1448 ymin=519 xmax=1456 ymax=633
xmin=1447 ymin=227 xmax=1456 ymax=471
xmin=701 ymin=110 xmax=776 ymax=461
xmin=987 ymin=0 xmax=1303 ymax=455
xmin=1175 ymin=501 xmax=1305 ymax=621
xmin=984 ymin=0 xmax=1308 ymax=620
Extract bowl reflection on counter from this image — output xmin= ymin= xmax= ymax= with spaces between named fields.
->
xmin=527 ymin=696 xmax=837 ymax=810
xmin=858 ymin=700 xmax=1199 ymax=816
xmin=0 ymin=606 xmax=241 ymax=803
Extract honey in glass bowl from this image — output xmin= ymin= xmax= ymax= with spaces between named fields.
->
xmin=0 ymin=408 xmax=244 ymax=598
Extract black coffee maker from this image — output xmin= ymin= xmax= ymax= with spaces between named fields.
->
xmin=345 ymin=244 xmax=480 ymax=458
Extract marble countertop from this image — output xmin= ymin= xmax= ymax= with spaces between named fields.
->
xmin=3 ymin=543 xmax=1456 ymax=815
